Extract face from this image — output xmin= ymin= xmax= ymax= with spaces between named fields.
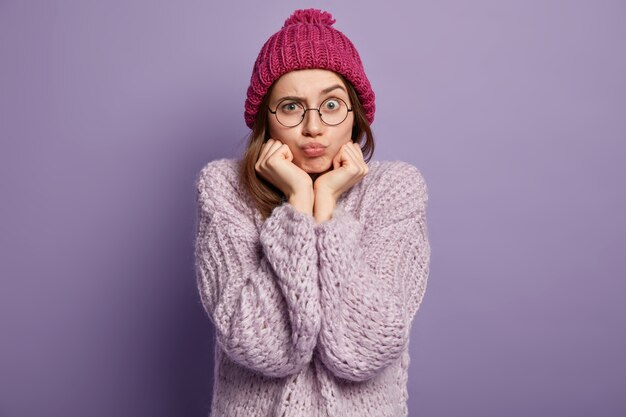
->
xmin=267 ymin=69 xmax=354 ymax=174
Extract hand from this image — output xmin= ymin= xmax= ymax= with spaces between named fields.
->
xmin=313 ymin=142 xmax=368 ymax=201
xmin=313 ymin=142 xmax=368 ymax=223
xmin=255 ymin=138 xmax=314 ymax=214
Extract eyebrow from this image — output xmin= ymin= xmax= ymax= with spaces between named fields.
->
xmin=273 ymin=84 xmax=347 ymax=104
xmin=321 ymin=84 xmax=346 ymax=95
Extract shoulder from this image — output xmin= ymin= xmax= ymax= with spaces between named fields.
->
xmin=196 ymin=158 xmax=240 ymax=191
xmin=367 ymin=160 xmax=427 ymax=191
xmin=363 ymin=160 xmax=428 ymax=210
xmin=195 ymin=158 xmax=250 ymax=216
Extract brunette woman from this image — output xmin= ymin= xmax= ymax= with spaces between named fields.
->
xmin=195 ymin=9 xmax=431 ymax=417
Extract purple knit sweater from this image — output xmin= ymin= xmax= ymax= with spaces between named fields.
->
xmin=194 ymin=158 xmax=430 ymax=417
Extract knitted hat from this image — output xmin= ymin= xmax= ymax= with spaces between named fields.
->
xmin=244 ymin=9 xmax=375 ymax=129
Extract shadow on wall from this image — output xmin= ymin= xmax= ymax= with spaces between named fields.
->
xmin=154 ymin=98 xmax=241 ymax=415
xmin=163 ymin=296 xmax=216 ymax=416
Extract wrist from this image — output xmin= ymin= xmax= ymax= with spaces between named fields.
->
xmin=287 ymin=188 xmax=314 ymax=216
xmin=313 ymin=186 xmax=339 ymax=202
xmin=313 ymin=191 xmax=336 ymax=224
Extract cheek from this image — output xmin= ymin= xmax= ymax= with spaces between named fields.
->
xmin=267 ymin=118 xmax=280 ymax=139
xmin=338 ymin=122 xmax=354 ymax=144
xmin=268 ymin=121 xmax=291 ymax=144
xmin=344 ymin=116 xmax=356 ymax=139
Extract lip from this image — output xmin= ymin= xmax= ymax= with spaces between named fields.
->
xmin=302 ymin=143 xmax=327 ymax=157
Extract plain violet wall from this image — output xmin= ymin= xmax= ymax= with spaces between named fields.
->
xmin=1 ymin=1 xmax=625 ymax=416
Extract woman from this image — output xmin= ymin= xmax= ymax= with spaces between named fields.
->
xmin=195 ymin=9 xmax=431 ymax=417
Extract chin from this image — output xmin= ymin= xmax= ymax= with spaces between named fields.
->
xmin=299 ymin=158 xmax=332 ymax=174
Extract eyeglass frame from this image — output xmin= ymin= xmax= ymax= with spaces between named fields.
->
xmin=268 ymin=97 xmax=353 ymax=128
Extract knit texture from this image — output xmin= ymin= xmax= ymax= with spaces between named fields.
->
xmin=244 ymin=8 xmax=375 ymax=128
xmin=195 ymin=159 xmax=430 ymax=417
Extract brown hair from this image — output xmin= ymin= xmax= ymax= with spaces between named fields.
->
xmin=239 ymin=74 xmax=375 ymax=219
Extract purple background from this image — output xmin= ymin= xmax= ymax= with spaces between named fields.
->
xmin=1 ymin=1 xmax=625 ymax=416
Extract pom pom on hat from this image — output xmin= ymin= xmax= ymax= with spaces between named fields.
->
xmin=283 ymin=8 xmax=336 ymax=27
xmin=244 ymin=9 xmax=375 ymax=129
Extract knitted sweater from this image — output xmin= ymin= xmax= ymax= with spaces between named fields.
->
xmin=194 ymin=158 xmax=431 ymax=417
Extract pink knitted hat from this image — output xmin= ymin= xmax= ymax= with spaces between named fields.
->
xmin=244 ymin=9 xmax=375 ymax=129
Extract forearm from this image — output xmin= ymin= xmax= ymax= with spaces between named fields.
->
xmin=314 ymin=207 xmax=417 ymax=381
xmin=288 ymin=187 xmax=315 ymax=216
xmin=196 ymin=203 xmax=321 ymax=377
xmin=259 ymin=204 xmax=322 ymax=345
xmin=203 ymin=262 xmax=319 ymax=377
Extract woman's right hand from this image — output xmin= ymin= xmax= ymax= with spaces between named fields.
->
xmin=255 ymin=138 xmax=314 ymax=214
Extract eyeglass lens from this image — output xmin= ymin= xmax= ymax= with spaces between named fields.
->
xmin=274 ymin=97 xmax=350 ymax=127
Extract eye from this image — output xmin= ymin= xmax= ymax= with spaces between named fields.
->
xmin=323 ymin=98 xmax=341 ymax=111
xmin=280 ymin=102 xmax=301 ymax=113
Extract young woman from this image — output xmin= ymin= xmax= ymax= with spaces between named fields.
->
xmin=195 ymin=9 xmax=431 ymax=417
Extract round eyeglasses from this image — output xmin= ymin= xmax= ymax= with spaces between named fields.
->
xmin=268 ymin=97 xmax=353 ymax=128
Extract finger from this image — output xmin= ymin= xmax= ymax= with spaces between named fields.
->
xmin=275 ymin=143 xmax=293 ymax=161
xmin=341 ymin=142 xmax=359 ymax=167
xmin=257 ymin=143 xmax=285 ymax=178
xmin=343 ymin=143 xmax=366 ymax=174
xmin=332 ymin=145 xmax=347 ymax=169
xmin=348 ymin=142 xmax=367 ymax=168
xmin=352 ymin=142 xmax=365 ymax=159
xmin=258 ymin=138 xmax=277 ymax=163
xmin=333 ymin=145 xmax=351 ymax=168
xmin=262 ymin=140 xmax=286 ymax=163
xmin=265 ymin=144 xmax=293 ymax=169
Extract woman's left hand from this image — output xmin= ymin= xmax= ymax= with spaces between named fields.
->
xmin=314 ymin=141 xmax=368 ymax=202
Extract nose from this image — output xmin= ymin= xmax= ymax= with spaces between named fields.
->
xmin=301 ymin=109 xmax=323 ymax=137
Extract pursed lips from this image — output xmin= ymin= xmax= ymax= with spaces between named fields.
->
xmin=301 ymin=143 xmax=327 ymax=157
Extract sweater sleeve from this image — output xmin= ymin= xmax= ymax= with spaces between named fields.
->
xmin=314 ymin=162 xmax=430 ymax=382
xmin=194 ymin=163 xmax=320 ymax=378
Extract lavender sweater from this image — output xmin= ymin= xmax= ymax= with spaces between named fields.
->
xmin=194 ymin=158 xmax=431 ymax=417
